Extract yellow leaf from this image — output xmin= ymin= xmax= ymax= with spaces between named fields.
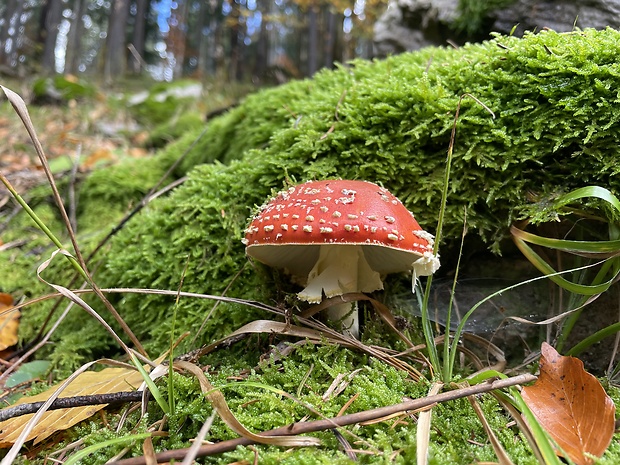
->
xmin=0 ymin=367 xmax=144 ymax=446
xmin=0 ymin=293 xmax=19 ymax=351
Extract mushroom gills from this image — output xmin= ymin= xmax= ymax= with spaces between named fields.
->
xmin=298 ymin=245 xmax=383 ymax=339
xmin=297 ymin=245 xmax=384 ymax=303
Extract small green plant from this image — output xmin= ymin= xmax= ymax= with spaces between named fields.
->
xmin=417 ymin=93 xmax=495 ymax=383
xmin=511 ymin=186 xmax=620 ymax=355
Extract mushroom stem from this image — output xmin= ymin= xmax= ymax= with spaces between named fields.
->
xmin=298 ymin=245 xmax=383 ymax=339
xmin=298 ymin=245 xmax=384 ymax=303
xmin=326 ymin=300 xmax=360 ymax=339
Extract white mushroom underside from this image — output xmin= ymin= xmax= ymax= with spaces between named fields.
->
xmin=298 ymin=245 xmax=383 ymax=303
xmin=246 ymin=243 xmax=440 ymax=303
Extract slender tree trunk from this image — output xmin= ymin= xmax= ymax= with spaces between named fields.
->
xmin=164 ymin=0 xmax=188 ymax=78
xmin=253 ymin=0 xmax=269 ymax=81
xmin=228 ymin=0 xmax=241 ymax=81
xmin=41 ymin=0 xmax=63 ymax=73
xmin=128 ymin=0 xmax=148 ymax=74
xmin=323 ymin=8 xmax=336 ymax=69
xmin=192 ymin=0 xmax=208 ymax=79
xmin=104 ymin=0 xmax=130 ymax=82
xmin=65 ymin=0 xmax=86 ymax=74
xmin=0 ymin=0 xmax=21 ymax=68
xmin=307 ymin=5 xmax=319 ymax=76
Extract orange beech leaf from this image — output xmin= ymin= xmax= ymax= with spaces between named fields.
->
xmin=522 ymin=342 xmax=616 ymax=465
xmin=0 ymin=293 xmax=19 ymax=350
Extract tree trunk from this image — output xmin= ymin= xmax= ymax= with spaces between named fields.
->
xmin=253 ymin=0 xmax=269 ymax=81
xmin=104 ymin=0 xmax=130 ymax=82
xmin=166 ymin=0 xmax=187 ymax=77
xmin=0 ymin=0 xmax=21 ymax=68
xmin=228 ymin=0 xmax=241 ymax=81
xmin=209 ymin=0 xmax=224 ymax=78
xmin=323 ymin=8 xmax=336 ymax=69
xmin=65 ymin=0 xmax=86 ymax=74
xmin=41 ymin=0 xmax=63 ymax=72
xmin=307 ymin=6 xmax=319 ymax=76
xmin=191 ymin=0 xmax=208 ymax=78
xmin=128 ymin=0 xmax=148 ymax=74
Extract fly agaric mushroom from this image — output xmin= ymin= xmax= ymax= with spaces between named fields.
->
xmin=242 ymin=179 xmax=440 ymax=337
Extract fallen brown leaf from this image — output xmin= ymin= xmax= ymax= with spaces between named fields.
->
xmin=521 ymin=342 xmax=616 ymax=465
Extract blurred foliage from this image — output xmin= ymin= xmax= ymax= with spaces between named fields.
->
xmin=32 ymin=75 xmax=99 ymax=103
xmin=455 ymin=0 xmax=517 ymax=35
xmin=145 ymin=112 xmax=205 ymax=148
xmin=126 ymin=80 xmax=204 ymax=127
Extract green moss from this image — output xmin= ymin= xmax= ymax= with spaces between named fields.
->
xmin=6 ymin=28 xmax=619 ymax=370
xmin=47 ymin=343 xmax=538 ymax=464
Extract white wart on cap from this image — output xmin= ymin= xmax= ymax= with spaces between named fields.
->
xmin=243 ymin=179 xmax=440 ymax=304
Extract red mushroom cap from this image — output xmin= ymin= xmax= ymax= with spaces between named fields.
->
xmin=243 ymin=180 xmax=438 ymax=279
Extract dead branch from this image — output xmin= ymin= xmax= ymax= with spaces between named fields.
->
xmin=0 ymin=391 xmax=144 ymax=422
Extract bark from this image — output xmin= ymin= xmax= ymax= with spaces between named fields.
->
xmin=166 ymin=0 xmax=188 ymax=77
xmin=104 ymin=0 xmax=130 ymax=81
xmin=0 ymin=0 xmax=21 ymax=67
xmin=65 ymin=0 xmax=86 ymax=74
xmin=209 ymin=0 xmax=223 ymax=78
xmin=41 ymin=0 xmax=63 ymax=72
xmin=128 ymin=0 xmax=148 ymax=74
xmin=191 ymin=0 xmax=209 ymax=78
xmin=307 ymin=6 xmax=319 ymax=76
xmin=323 ymin=8 xmax=337 ymax=69
xmin=253 ymin=0 xmax=270 ymax=81
xmin=228 ymin=0 xmax=241 ymax=80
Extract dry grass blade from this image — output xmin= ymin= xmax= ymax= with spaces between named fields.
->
xmin=490 ymin=391 xmax=546 ymax=465
xmin=0 ymin=360 xmax=98 ymax=465
xmin=174 ymin=361 xmax=321 ymax=447
xmin=35 ymin=249 xmax=139 ymax=358
xmin=180 ymin=411 xmax=217 ymax=465
xmin=6 ymin=285 xmax=427 ymax=380
xmin=416 ymin=382 xmax=443 ymax=465
xmin=465 ymin=391 xmax=515 ymax=465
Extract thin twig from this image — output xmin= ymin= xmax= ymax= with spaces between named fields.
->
xmin=68 ymin=144 xmax=82 ymax=234
xmin=0 ymin=391 xmax=144 ymax=422
xmin=85 ymin=176 xmax=187 ymax=263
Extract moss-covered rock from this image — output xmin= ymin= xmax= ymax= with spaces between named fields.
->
xmin=127 ymin=80 xmax=204 ymax=126
xmin=32 ymin=75 xmax=99 ymax=104
xmin=6 ymin=28 xmax=620 ymax=367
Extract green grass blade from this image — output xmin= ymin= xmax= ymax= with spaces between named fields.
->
xmin=64 ymin=433 xmax=151 ymax=465
xmin=129 ymin=352 xmax=169 ymax=414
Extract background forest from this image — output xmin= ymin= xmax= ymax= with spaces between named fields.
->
xmin=0 ymin=0 xmax=387 ymax=84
